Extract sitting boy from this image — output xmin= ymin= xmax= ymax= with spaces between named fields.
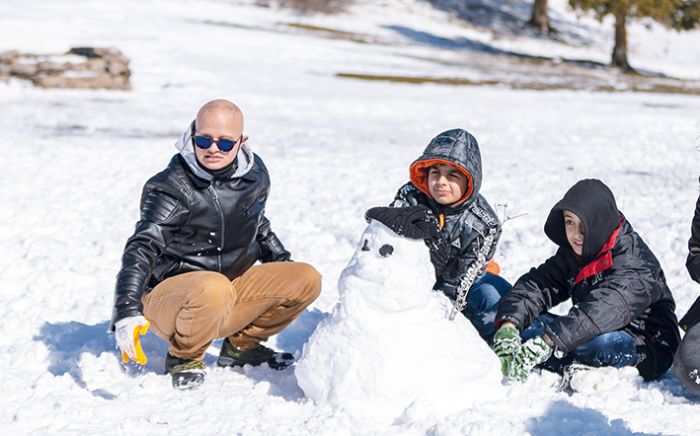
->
xmin=492 ymin=179 xmax=680 ymax=383
xmin=388 ymin=128 xmax=510 ymax=338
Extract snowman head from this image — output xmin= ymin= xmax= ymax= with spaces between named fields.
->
xmin=338 ymin=220 xmax=435 ymax=311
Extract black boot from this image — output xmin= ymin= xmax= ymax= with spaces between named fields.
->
xmin=217 ymin=339 xmax=294 ymax=370
xmin=165 ymin=353 xmax=206 ymax=390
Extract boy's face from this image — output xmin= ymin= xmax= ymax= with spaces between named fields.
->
xmin=427 ymin=164 xmax=468 ymax=205
xmin=563 ymin=210 xmax=584 ymax=255
xmin=194 ymin=106 xmax=245 ymax=171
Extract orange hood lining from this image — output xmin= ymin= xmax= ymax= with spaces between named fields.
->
xmin=409 ymin=158 xmax=474 ymax=207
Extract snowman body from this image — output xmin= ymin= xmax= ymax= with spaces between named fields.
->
xmin=296 ymin=220 xmax=504 ymax=418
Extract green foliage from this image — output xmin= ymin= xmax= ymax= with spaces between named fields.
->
xmin=674 ymin=0 xmax=700 ymax=29
xmin=568 ymin=0 xmax=685 ymax=25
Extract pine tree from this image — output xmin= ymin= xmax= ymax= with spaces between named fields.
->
xmin=568 ymin=0 xmax=698 ymax=71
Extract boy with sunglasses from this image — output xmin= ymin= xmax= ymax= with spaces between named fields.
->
xmin=111 ymin=99 xmax=321 ymax=389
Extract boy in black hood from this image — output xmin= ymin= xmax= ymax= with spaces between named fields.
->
xmin=492 ymin=179 xmax=679 ymax=383
xmin=385 ymin=128 xmax=511 ymax=338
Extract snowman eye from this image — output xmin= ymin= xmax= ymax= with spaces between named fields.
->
xmin=361 ymin=239 xmax=370 ymax=251
xmin=379 ymin=244 xmax=394 ymax=257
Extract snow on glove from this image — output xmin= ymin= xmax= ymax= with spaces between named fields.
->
xmin=492 ymin=325 xmax=521 ymax=379
xmin=115 ymin=315 xmax=150 ymax=365
xmin=509 ymin=336 xmax=553 ymax=383
xmin=365 ymin=205 xmax=451 ymax=275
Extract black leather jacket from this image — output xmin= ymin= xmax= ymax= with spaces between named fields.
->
xmin=111 ymin=150 xmax=289 ymax=328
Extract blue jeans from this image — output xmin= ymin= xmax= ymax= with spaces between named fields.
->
xmin=466 ymin=281 xmax=638 ymax=372
xmin=521 ymin=313 xmax=638 ymax=371
xmin=463 ymin=273 xmax=512 ymax=341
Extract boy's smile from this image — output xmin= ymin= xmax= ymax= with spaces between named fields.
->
xmin=427 ymin=164 xmax=468 ymax=205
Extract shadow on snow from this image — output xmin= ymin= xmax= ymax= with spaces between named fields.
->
xmin=527 ymin=400 xmax=660 ymax=436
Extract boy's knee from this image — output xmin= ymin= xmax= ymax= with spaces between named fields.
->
xmin=291 ymin=262 xmax=322 ymax=300
xmin=189 ymin=272 xmax=235 ymax=307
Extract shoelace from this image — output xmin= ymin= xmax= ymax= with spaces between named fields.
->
xmin=174 ymin=360 xmax=206 ymax=372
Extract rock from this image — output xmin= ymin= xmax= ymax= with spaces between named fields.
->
xmin=0 ymin=47 xmax=131 ymax=90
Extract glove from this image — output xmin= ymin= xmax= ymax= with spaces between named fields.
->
xmin=492 ymin=325 xmax=521 ymax=378
xmin=115 ymin=315 xmax=150 ymax=365
xmin=510 ymin=336 xmax=554 ymax=382
xmin=366 ymin=205 xmax=451 ymax=275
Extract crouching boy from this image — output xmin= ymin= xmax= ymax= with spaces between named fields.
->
xmin=493 ymin=179 xmax=679 ymax=383
xmin=387 ymin=128 xmax=511 ymax=339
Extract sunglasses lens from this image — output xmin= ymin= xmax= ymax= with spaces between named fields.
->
xmin=193 ymin=136 xmax=213 ymax=149
xmin=217 ymin=139 xmax=235 ymax=152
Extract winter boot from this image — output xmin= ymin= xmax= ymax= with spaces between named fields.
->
xmin=559 ymin=362 xmax=598 ymax=392
xmin=165 ymin=353 xmax=207 ymax=390
xmin=217 ymin=339 xmax=294 ymax=370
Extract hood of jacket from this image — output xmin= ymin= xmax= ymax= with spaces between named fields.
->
xmin=174 ymin=120 xmax=255 ymax=182
xmin=409 ymin=128 xmax=482 ymax=208
xmin=544 ymin=178 xmax=620 ymax=263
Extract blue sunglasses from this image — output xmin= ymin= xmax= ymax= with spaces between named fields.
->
xmin=192 ymin=134 xmax=241 ymax=152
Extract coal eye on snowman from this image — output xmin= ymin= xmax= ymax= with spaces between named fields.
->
xmin=361 ymin=239 xmax=370 ymax=251
xmin=379 ymin=244 xmax=394 ymax=257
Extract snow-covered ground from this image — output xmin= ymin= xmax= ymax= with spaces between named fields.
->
xmin=1 ymin=0 xmax=700 ymax=434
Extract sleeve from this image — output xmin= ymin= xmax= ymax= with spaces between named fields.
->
xmin=686 ymin=188 xmax=700 ymax=283
xmin=390 ymin=182 xmax=420 ymax=208
xmin=111 ymin=186 xmax=188 ymax=328
xmin=545 ymin=269 xmax=664 ymax=353
xmin=256 ymin=215 xmax=292 ymax=262
xmin=495 ymin=250 xmax=572 ymax=332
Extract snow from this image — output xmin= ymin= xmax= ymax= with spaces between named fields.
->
xmin=1 ymin=0 xmax=700 ymax=434
xmin=296 ymin=221 xmax=504 ymax=420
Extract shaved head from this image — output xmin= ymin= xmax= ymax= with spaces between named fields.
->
xmin=196 ymin=99 xmax=244 ymax=128
xmin=193 ymin=99 xmax=247 ymax=170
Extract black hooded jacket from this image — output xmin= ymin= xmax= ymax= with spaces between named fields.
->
xmin=496 ymin=179 xmax=679 ymax=380
xmin=391 ymin=129 xmax=501 ymax=298
xmin=111 ymin=131 xmax=290 ymax=328
xmin=682 ymin=184 xmax=700 ymax=331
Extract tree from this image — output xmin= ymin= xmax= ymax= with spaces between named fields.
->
xmin=568 ymin=0 xmax=698 ymax=71
xmin=530 ymin=0 xmax=551 ymax=33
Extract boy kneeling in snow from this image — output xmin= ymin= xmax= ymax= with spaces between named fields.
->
xmin=377 ymin=128 xmax=511 ymax=339
xmin=493 ymin=179 xmax=679 ymax=383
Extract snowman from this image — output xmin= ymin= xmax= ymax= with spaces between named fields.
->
xmin=295 ymin=206 xmax=505 ymax=420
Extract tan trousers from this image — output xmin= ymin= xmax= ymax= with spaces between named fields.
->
xmin=142 ymin=262 xmax=322 ymax=360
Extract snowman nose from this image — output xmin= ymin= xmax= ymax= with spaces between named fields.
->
xmin=379 ymin=244 xmax=394 ymax=257
xmin=361 ymin=239 xmax=370 ymax=251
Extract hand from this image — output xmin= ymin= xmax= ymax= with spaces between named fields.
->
xmin=492 ymin=324 xmax=521 ymax=378
xmin=365 ymin=205 xmax=440 ymax=240
xmin=510 ymin=336 xmax=554 ymax=382
xmin=115 ymin=315 xmax=150 ymax=365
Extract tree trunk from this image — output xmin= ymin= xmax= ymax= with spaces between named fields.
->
xmin=529 ymin=0 xmax=550 ymax=33
xmin=611 ymin=10 xmax=632 ymax=71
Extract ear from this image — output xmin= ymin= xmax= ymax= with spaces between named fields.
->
xmin=241 ymin=135 xmax=249 ymax=144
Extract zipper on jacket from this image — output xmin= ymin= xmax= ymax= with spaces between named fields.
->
xmin=208 ymin=185 xmax=225 ymax=272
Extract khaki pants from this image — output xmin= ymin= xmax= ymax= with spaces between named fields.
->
xmin=142 ymin=262 xmax=322 ymax=360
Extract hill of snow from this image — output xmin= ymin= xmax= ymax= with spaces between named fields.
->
xmin=1 ymin=0 xmax=699 ymax=434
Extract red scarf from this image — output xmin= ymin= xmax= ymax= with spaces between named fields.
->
xmin=573 ymin=217 xmax=623 ymax=286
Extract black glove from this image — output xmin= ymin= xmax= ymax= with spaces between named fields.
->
xmin=365 ymin=205 xmax=451 ymax=276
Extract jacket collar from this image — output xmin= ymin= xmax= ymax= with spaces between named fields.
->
xmin=573 ymin=215 xmax=623 ymax=286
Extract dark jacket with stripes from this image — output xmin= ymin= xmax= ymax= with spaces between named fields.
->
xmin=111 ymin=146 xmax=289 ymax=328
xmin=496 ymin=179 xmax=679 ymax=380
xmin=391 ymin=129 xmax=501 ymax=298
